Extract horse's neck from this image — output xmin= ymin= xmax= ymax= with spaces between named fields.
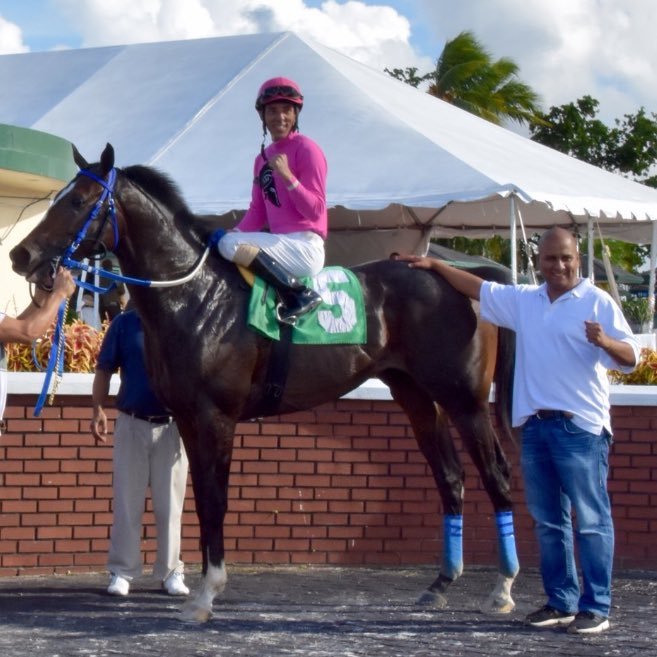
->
xmin=117 ymin=206 xmax=202 ymax=282
xmin=117 ymin=209 xmax=240 ymax=325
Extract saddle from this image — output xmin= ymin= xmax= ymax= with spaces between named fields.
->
xmin=246 ymin=266 xmax=366 ymax=345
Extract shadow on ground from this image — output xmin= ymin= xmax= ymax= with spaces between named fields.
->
xmin=0 ymin=566 xmax=654 ymax=657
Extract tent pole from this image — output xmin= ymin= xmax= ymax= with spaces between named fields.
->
xmin=587 ymin=216 xmax=595 ymax=280
xmin=510 ymin=196 xmax=517 ymax=284
xmin=649 ymin=222 xmax=657 ymax=320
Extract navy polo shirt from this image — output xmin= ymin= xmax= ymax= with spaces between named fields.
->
xmin=96 ymin=309 xmax=169 ymax=417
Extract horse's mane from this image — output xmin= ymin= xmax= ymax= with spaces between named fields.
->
xmin=122 ymin=164 xmax=192 ymax=218
xmin=121 ymin=163 xmax=240 ymax=235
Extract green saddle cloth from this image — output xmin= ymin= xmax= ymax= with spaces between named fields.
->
xmin=247 ymin=266 xmax=367 ymax=344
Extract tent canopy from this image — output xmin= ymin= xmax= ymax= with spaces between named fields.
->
xmin=1 ymin=31 xmax=657 ymax=265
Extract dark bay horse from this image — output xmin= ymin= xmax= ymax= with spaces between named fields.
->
xmin=10 ymin=144 xmax=519 ymax=622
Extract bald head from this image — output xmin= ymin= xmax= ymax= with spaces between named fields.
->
xmin=538 ymin=227 xmax=581 ymax=300
xmin=538 ymin=227 xmax=578 ymax=254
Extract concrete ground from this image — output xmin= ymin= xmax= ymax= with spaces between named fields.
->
xmin=0 ymin=565 xmax=655 ymax=657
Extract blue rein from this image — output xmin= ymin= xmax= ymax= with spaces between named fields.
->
xmin=34 ymin=166 xmax=225 ymax=415
xmin=35 ymin=167 xmax=119 ymax=415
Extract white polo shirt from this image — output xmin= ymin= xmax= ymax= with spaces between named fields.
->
xmin=480 ymin=278 xmax=639 ymax=435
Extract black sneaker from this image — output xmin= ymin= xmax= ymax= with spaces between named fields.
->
xmin=567 ymin=611 xmax=610 ymax=634
xmin=524 ymin=605 xmax=576 ymax=628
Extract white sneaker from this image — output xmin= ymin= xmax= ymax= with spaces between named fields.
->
xmin=163 ymin=571 xmax=189 ymax=596
xmin=107 ymin=573 xmax=130 ymax=596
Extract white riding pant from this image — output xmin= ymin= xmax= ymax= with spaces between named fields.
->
xmin=218 ymin=230 xmax=325 ymax=277
xmin=107 ymin=413 xmax=189 ymax=581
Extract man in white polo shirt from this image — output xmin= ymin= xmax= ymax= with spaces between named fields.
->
xmin=398 ymin=227 xmax=639 ymax=635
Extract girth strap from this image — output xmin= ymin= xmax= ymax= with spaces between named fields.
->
xmin=259 ymin=321 xmax=293 ymax=416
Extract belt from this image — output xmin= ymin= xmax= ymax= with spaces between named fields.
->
xmin=124 ymin=411 xmax=173 ymax=425
xmin=534 ymin=409 xmax=574 ymax=420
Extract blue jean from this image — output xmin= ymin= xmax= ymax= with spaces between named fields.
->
xmin=521 ymin=415 xmax=614 ymax=617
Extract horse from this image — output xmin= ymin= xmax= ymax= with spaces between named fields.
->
xmin=10 ymin=144 xmax=519 ymax=623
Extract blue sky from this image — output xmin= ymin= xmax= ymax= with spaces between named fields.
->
xmin=1 ymin=0 xmax=656 ymax=125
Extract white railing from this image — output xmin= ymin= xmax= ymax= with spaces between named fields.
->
xmin=7 ymin=372 xmax=656 ymax=406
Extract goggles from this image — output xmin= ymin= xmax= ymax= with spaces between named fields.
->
xmin=256 ymin=85 xmax=304 ymax=109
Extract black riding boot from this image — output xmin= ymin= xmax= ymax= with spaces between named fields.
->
xmin=250 ymin=251 xmax=322 ymax=325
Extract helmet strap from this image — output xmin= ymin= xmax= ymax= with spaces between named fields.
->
xmin=260 ymin=124 xmax=268 ymax=160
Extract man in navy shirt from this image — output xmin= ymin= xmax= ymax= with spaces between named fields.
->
xmin=91 ymin=307 xmax=190 ymax=597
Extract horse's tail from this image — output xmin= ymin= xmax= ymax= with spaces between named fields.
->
xmin=468 ymin=264 xmax=517 ymax=448
xmin=493 ymin=325 xmax=516 ymax=447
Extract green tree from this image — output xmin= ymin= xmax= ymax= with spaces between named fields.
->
xmin=530 ymin=96 xmax=657 ymax=270
xmin=530 ymin=95 xmax=657 ymax=187
xmin=386 ymin=32 xmax=547 ymax=267
xmin=386 ymin=31 xmax=545 ymax=127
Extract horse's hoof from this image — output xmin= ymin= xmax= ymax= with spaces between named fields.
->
xmin=179 ymin=600 xmax=213 ymax=623
xmin=481 ymin=573 xmax=516 ymax=614
xmin=481 ymin=595 xmax=515 ymax=614
xmin=415 ymin=589 xmax=448 ymax=608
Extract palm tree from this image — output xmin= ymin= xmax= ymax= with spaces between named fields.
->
xmin=385 ymin=31 xmax=546 ymax=265
xmin=427 ymin=31 xmax=544 ymax=127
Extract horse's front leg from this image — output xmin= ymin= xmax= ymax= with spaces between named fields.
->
xmin=177 ymin=416 xmax=235 ymax=622
xmin=183 ymin=556 xmax=228 ymax=623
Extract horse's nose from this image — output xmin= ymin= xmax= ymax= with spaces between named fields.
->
xmin=10 ymin=244 xmax=35 ymax=276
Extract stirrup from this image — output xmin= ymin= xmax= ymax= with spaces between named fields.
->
xmin=275 ymin=302 xmax=298 ymax=326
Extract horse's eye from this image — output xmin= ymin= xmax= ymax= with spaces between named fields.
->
xmin=70 ymin=195 xmax=85 ymax=209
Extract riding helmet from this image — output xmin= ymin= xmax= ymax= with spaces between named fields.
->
xmin=255 ymin=77 xmax=304 ymax=112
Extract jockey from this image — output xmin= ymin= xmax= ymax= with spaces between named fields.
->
xmin=217 ymin=76 xmax=328 ymax=324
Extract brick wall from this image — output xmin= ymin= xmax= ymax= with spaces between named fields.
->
xmin=1 ymin=390 xmax=656 ymax=576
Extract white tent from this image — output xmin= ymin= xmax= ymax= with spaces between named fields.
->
xmin=1 ymin=31 xmax=657 ymax=271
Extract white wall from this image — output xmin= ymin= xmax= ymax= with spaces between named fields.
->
xmin=0 ymin=210 xmax=45 ymax=314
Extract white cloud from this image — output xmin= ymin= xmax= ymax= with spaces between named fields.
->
xmin=53 ymin=0 xmax=430 ymax=74
xmin=0 ymin=16 xmax=29 ymax=54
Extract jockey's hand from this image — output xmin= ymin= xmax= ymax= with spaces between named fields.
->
xmin=269 ymin=154 xmax=294 ymax=182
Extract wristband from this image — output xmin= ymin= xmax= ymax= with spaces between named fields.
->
xmin=287 ymin=179 xmax=299 ymax=190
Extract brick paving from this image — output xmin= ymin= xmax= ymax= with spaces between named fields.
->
xmin=0 ymin=565 xmax=655 ymax=657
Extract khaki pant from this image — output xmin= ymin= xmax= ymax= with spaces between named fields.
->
xmin=107 ymin=413 xmax=189 ymax=581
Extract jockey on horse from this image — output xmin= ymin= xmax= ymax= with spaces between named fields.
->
xmin=216 ymin=77 xmax=326 ymax=325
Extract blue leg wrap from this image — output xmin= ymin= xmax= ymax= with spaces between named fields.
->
xmin=496 ymin=510 xmax=520 ymax=577
xmin=442 ymin=515 xmax=463 ymax=580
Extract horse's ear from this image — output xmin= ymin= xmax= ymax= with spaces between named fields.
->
xmin=100 ymin=143 xmax=115 ymax=175
xmin=72 ymin=144 xmax=88 ymax=170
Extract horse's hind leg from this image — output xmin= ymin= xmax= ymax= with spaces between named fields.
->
xmin=448 ymin=403 xmax=519 ymax=613
xmin=382 ymin=372 xmax=466 ymax=609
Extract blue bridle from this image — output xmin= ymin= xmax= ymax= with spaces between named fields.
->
xmin=34 ymin=166 xmax=225 ymax=415
xmin=59 ymin=168 xmax=119 ymax=286
xmin=59 ymin=167 xmax=225 ymax=291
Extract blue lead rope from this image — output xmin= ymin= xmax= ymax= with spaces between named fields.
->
xmin=33 ymin=221 xmax=226 ymax=415
xmin=33 ymin=300 xmax=69 ymax=416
